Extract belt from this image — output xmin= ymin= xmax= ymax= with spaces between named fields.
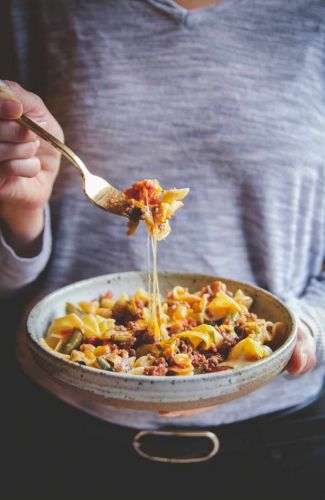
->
xmin=84 ymin=385 xmax=325 ymax=464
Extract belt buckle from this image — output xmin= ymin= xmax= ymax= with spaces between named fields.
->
xmin=133 ymin=430 xmax=220 ymax=464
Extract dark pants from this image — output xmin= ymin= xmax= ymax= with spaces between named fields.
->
xmin=5 ymin=367 xmax=325 ymax=500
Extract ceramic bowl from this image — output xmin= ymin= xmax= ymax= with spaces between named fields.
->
xmin=26 ymin=272 xmax=297 ymax=411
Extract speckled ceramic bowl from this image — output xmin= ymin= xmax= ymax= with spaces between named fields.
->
xmin=26 ymin=272 xmax=297 ymax=411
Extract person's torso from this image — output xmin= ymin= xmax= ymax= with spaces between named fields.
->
xmin=7 ymin=0 xmax=325 ymax=427
xmin=9 ymin=0 xmax=325 ymax=299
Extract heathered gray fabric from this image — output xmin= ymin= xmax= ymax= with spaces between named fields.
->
xmin=1 ymin=0 xmax=325 ymax=428
xmin=0 ymin=205 xmax=52 ymax=297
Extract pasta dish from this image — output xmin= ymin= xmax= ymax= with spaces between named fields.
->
xmin=44 ymin=179 xmax=285 ymax=376
xmin=44 ymin=281 xmax=285 ymax=376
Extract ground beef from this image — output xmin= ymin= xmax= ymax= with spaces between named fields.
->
xmin=210 ymin=280 xmax=227 ymax=294
xmin=85 ymin=336 xmax=102 ymax=346
xmin=153 ymin=356 xmax=167 ymax=366
xmin=144 ymin=364 xmax=168 ymax=376
xmin=205 ymin=350 xmax=224 ymax=361
xmin=191 ymin=352 xmax=225 ymax=373
xmin=168 ymin=318 xmax=197 ymax=334
xmin=219 ymin=328 xmax=239 ymax=347
xmin=234 ymin=324 xmax=249 ymax=340
xmin=111 ymin=303 xmax=140 ymax=325
xmin=142 ymin=330 xmax=158 ymax=342
xmin=124 ymin=179 xmax=162 ymax=205
xmin=205 ymin=355 xmax=222 ymax=373
xmin=178 ymin=340 xmax=194 ymax=355
xmin=201 ymin=344 xmax=220 ymax=356
xmin=101 ymin=341 xmax=119 ymax=352
xmin=184 ymin=318 xmax=198 ymax=329
xmin=191 ymin=352 xmax=208 ymax=370
xmin=127 ymin=321 xmax=147 ymax=336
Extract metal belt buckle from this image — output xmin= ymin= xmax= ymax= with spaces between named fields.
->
xmin=133 ymin=430 xmax=220 ymax=464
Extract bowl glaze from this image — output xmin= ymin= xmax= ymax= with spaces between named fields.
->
xmin=26 ymin=272 xmax=297 ymax=411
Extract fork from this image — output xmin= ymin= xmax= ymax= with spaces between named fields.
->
xmin=0 ymin=81 xmax=139 ymax=219
xmin=17 ymin=114 xmax=140 ymax=218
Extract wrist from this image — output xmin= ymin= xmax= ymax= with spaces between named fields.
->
xmin=0 ymin=205 xmax=45 ymax=257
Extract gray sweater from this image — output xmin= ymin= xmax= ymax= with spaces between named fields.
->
xmin=1 ymin=0 xmax=325 ymax=428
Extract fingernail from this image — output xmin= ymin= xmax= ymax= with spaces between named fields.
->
xmin=0 ymin=81 xmax=22 ymax=117
xmin=300 ymin=352 xmax=308 ymax=371
xmin=35 ymin=139 xmax=40 ymax=148
xmin=159 ymin=411 xmax=181 ymax=417
xmin=36 ymin=120 xmax=47 ymax=128
xmin=0 ymin=98 xmax=21 ymax=118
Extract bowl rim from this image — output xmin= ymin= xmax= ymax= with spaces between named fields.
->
xmin=26 ymin=271 xmax=298 ymax=383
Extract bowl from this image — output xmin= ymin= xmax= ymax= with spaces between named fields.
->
xmin=26 ymin=272 xmax=297 ymax=411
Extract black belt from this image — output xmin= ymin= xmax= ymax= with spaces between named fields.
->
xmin=84 ymin=385 xmax=325 ymax=464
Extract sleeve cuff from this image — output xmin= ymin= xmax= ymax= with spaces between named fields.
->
xmin=0 ymin=204 xmax=52 ymax=297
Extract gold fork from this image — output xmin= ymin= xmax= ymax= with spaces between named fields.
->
xmin=0 ymin=80 xmax=140 ymax=219
xmin=17 ymin=115 xmax=140 ymax=219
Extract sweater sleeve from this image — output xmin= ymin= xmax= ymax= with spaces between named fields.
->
xmin=285 ymin=269 xmax=325 ymax=365
xmin=0 ymin=204 xmax=52 ymax=298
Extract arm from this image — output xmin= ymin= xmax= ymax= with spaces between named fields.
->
xmin=0 ymin=80 xmax=63 ymax=297
xmin=0 ymin=204 xmax=52 ymax=298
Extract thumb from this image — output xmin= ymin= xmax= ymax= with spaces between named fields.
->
xmin=159 ymin=405 xmax=216 ymax=417
xmin=0 ymin=80 xmax=48 ymax=121
xmin=0 ymin=80 xmax=23 ymax=119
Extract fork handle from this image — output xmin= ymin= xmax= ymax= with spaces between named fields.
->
xmin=16 ymin=115 xmax=89 ymax=179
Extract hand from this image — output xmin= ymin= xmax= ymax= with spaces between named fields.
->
xmin=286 ymin=318 xmax=316 ymax=375
xmin=160 ymin=319 xmax=316 ymax=418
xmin=0 ymin=80 xmax=63 ymax=256
xmin=159 ymin=406 xmax=216 ymax=418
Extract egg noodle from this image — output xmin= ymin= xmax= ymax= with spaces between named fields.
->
xmin=44 ymin=179 xmax=286 ymax=376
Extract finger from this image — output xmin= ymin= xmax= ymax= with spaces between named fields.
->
xmin=286 ymin=336 xmax=316 ymax=375
xmin=287 ymin=346 xmax=316 ymax=375
xmin=0 ymin=97 xmax=22 ymax=120
xmin=0 ymin=157 xmax=41 ymax=178
xmin=159 ymin=406 xmax=215 ymax=417
xmin=0 ymin=80 xmax=48 ymax=120
xmin=0 ymin=140 xmax=40 ymax=161
xmin=286 ymin=341 xmax=307 ymax=375
xmin=300 ymin=349 xmax=316 ymax=374
xmin=159 ymin=411 xmax=195 ymax=417
xmin=0 ymin=120 xmax=39 ymax=143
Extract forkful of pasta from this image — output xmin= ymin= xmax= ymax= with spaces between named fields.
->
xmin=123 ymin=179 xmax=189 ymax=239
xmin=0 ymin=82 xmax=188 ymax=232
xmin=13 ymin=117 xmax=188 ymax=232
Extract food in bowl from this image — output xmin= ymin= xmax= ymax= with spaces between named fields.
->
xmin=28 ymin=272 xmax=296 ymax=410
xmin=44 ymin=279 xmax=286 ymax=377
